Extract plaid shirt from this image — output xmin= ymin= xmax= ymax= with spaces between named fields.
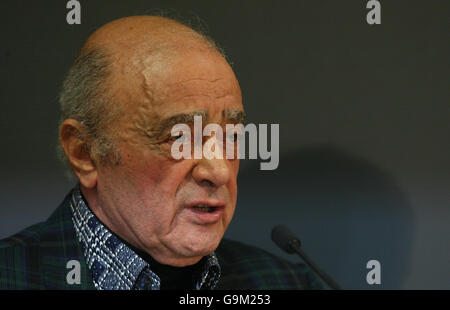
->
xmin=69 ymin=185 xmax=220 ymax=290
xmin=0 ymin=189 xmax=322 ymax=290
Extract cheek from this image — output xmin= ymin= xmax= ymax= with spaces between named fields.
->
xmin=124 ymin=152 xmax=191 ymax=199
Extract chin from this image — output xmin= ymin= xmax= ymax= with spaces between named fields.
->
xmin=181 ymin=232 xmax=223 ymax=258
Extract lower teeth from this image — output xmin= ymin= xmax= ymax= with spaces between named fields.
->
xmin=193 ymin=206 xmax=213 ymax=212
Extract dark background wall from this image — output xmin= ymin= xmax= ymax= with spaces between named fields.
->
xmin=0 ymin=0 xmax=448 ymax=289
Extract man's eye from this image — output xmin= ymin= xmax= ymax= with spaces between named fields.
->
xmin=226 ymin=133 xmax=239 ymax=142
xmin=168 ymin=134 xmax=186 ymax=142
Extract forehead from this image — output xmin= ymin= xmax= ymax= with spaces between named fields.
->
xmin=136 ymin=48 xmax=243 ymax=121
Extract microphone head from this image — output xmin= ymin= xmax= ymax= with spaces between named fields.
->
xmin=271 ymin=225 xmax=301 ymax=254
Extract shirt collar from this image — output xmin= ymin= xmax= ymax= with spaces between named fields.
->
xmin=69 ymin=185 xmax=221 ymax=290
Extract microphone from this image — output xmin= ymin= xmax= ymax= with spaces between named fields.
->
xmin=271 ymin=225 xmax=342 ymax=290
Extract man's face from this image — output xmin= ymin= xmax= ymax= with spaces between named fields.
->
xmin=92 ymin=48 xmax=243 ymax=266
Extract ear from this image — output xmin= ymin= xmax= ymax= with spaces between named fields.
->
xmin=59 ymin=119 xmax=98 ymax=188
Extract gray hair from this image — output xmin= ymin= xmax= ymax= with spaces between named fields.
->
xmin=57 ymin=48 xmax=121 ymax=178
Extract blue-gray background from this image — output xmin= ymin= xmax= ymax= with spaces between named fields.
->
xmin=0 ymin=1 xmax=448 ymax=289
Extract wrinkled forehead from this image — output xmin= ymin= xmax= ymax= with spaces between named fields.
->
xmin=117 ymin=44 xmax=242 ymax=119
xmin=150 ymin=51 xmax=238 ymax=99
xmin=100 ymin=43 xmax=243 ymax=144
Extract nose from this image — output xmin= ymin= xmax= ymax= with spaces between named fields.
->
xmin=192 ymin=150 xmax=232 ymax=189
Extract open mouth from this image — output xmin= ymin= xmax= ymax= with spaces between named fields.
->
xmin=191 ymin=204 xmax=218 ymax=213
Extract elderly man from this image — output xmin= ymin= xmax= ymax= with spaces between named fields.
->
xmin=0 ymin=16 xmax=321 ymax=290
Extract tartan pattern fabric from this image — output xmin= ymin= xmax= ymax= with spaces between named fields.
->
xmin=69 ymin=185 xmax=220 ymax=290
xmin=0 ymin=192 xmax=95 ymax=290
xmin=0 ymin=190 xmax=323 ymax=290
xmin=215 ymin=239 xmax=323 ymax=290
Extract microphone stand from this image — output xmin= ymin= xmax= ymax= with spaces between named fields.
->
xmin=289 ymin=239 xmax=342 ymax=290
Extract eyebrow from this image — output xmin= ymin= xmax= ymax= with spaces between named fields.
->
xmin=157 ymin=110 xmax=208 ymax=135
xmin=156 ymin=109 xmax=246 ymax=135
xmin=223 ymin=109 xmax=246 ymax=123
